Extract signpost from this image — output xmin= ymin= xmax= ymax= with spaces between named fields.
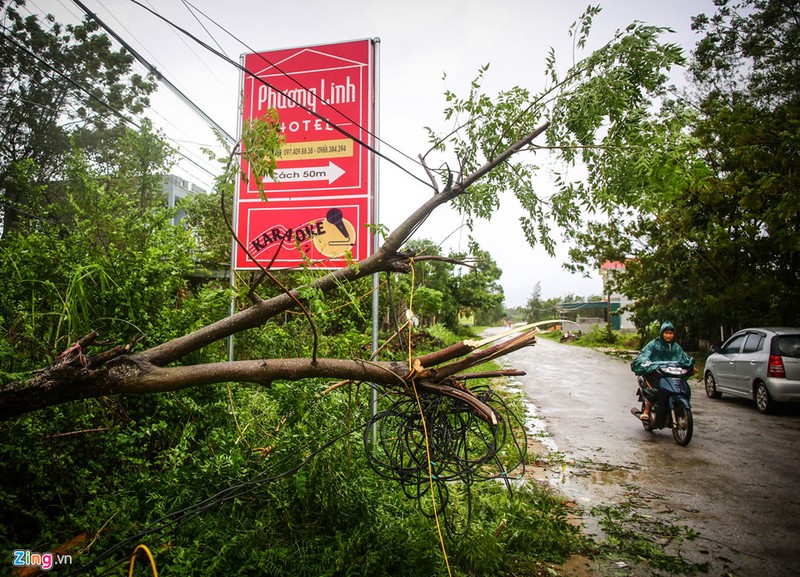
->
xmin=234 ymin=39 xmax=377 ymax=270
xmin=231 ymin=39 xmax=380 ymax=433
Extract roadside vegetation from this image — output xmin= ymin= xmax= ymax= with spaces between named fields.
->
xmin=1 ymin=0 xmax=796 ymax=575
xmin=2 ymin=317 xmax=587 ymax=576
xmin=519 ymin=0 xmax=800 ymax=345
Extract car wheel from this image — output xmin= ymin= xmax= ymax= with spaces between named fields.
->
xmin=705 ymin=372 xmax=722 ymax=399
xmin=754 ymin=381 xmax=773 ymax=414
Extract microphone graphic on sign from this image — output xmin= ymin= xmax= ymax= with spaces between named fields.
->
xmin=314 ymin=207 xmax=356 ymax=258
xmin=326 ymin=208 xmax=352 ymax=246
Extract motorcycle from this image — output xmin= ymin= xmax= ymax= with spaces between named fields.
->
xmin=630 ymin=361 xmax=694 ymax=446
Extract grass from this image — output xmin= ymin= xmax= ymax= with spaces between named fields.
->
xmin=587 ymin=485 xmax=712 ymax=575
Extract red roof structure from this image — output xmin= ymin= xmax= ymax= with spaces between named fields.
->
xmin=600 ymin=260 xmax=626 ymax=271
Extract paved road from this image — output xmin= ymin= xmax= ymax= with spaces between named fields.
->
xmin=505 ymin=336 xmax=800 ymax=577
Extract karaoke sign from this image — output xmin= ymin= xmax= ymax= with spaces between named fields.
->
xmin=234 ymin=39 xmax=376 ymax=270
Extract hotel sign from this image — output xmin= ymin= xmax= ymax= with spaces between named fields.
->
xmin=234 ymin=39 xmax=376 ymax=269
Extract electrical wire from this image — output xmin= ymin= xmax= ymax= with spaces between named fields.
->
xmin=0 ymin=28 xmax=219 ymax=180
xmin=363 ymin=382 xmax=528 ymax=542
xmin=121 ymin=0 xmax=435 ymax=190
xmin=9 ymin=2 xmax=224 ymax=183
xmin=62 ymin=419 xmax=372 ymax=576
xmin=70 ymin=0 xmax=235 ymax=143
xmin=405 ymin=263 xmax=452 ymax=573
xmin=179 ymin=0 xmax=426 ymax=172
xmin=365 ymin=262 xmax=527 ymax=540
xmin=58 ymin=354 xmax=528 ymax=575
xmin=0 ymin=31 xmax=134 ymax=128
xmin=69 ymin=0 xmax=432 ymax=190
xmin=178 ymin=0 xmax=225 ymax=56
xmin=24 ymin=0 xmax=440 ymax=191
xmin=411 ymin=379 xmax=454 ymax=577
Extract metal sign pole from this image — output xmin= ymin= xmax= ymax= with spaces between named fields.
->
xmin=228 ymin=54 xmax=246 ymax=363
xmin=370 ymin=38 xmax=381 ymax=445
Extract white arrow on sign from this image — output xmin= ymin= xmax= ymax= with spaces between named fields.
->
xmin=269 ymin=162 xmax=346 ymax=185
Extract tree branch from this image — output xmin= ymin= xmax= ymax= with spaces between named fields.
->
xmin=139 ymin=123 xmax=550 ymax=367
xmin=1 ymin=121 xmax=552 ymax=419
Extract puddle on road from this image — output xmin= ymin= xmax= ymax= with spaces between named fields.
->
xmin=509 ymin=377 xmax=638 ymax=509
xmin=511 ymin=383 xmax=642 ymax=540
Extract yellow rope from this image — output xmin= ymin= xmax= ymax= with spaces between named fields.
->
xmin=128 ymin=544 xmax=158 ymax=577
xmin=407 ymin=260 xmax=415 ymax=371
xmin=411 ymin=382 xmax=453 ymax=577
xmin=407 ymin=259 xmax=452 ymax=577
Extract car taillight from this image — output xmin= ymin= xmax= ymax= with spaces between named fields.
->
xmin=768 ymin=355 xmax=786 ymax=378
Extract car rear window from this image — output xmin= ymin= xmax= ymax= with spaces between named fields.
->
xmin=777 ymin=335 xmax=800 ymax=358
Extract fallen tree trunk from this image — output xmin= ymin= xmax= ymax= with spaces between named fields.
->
xmin=0 ymin=328 xmax=539 ymax=420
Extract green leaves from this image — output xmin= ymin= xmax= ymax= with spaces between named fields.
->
xmin=426 ymin=7 xmax=686 ymax=255
xmin=240 ymin=110 xmax=285 ymax=201
xmin=570 ymin=0 xmax=800 ymax=336
xmin=1 ymin=0 xmax=157 ymax=233
xmin=568 ymin=5 xmax=602 ymax=50
xmin=547 ymin=20 xmax=687 ymax=213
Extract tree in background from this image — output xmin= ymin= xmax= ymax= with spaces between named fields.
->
xmin=566 ymin=0 xmax=800 ymax=340
xmin=389 ymin=238 xmax=504 ymax=329
xmin=525 ymin=282 xmax=544 ymax=323
xmin=523 ymin=284 xmax=564 ymax=324
xmin=0 ymin=0 xmax=155 ymax=234
xmin=450 ymin=241 xmax=505 ymax=326
xmin=178 ymin=186 xmax=233 ymax=270
xmin=688 ymin=0 xmax=800 ymax=331
xmin=390 ymin=238 xmax=457 ymax=327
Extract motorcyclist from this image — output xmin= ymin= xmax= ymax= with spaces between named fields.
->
xmin=630 ymin=321 xmax=695 ymax=421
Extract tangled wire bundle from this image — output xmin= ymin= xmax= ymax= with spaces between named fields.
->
xmin=364 ymin=383 xmax=528 ymax=539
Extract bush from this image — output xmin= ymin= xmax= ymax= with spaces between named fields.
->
xmin=1 ymin=372 xmax=584 ymax=576
xmin=575 ymin=324 xmax=618 ymax=346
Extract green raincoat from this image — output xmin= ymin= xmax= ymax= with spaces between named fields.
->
xmin=630 ymin=321 xmax=694 ymax=375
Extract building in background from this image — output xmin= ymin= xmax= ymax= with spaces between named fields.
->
xmin=557 ymin=261 xmax=635 ymax=333
xmin=600 ymin=260 xmax=634 ymax=331
xmin=163 ymin=174 xmax=205 ymax=225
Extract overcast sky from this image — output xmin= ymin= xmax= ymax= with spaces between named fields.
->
xmin=23 ymin=0 xmax=717 ymax=306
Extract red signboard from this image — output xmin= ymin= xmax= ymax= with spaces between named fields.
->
xmin=234 ymin=39 xmax=376 ymax=270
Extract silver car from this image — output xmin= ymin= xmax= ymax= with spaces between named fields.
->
xmin=703 ymin=327 xmax=800 ymax=413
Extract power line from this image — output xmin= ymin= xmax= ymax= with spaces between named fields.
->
xmin=92 ymin=0 xmax=234 ymax=186
xmin=180 ymin=0 xmax=424 ymax=171
xmin=125 ymin=0 xmax=434 ymax=190
xmin=62 ymin=419 xmax=372 ymax=577
xmin=14 ymin=0 xmax=435 ymax=190
xmin=26 ymin=0 xmax=82 ymax=23
xmin=0 ymin=28 xmax=218 ymax=179
xmin=137 ymin=0 xmax=231 ymax=92
xmin=70 ymin=0 xmax=235 ymax=144
xmin=178 ymin=0 xmax=225 ymax=55
xmin=94 ymin=0 xmax=212 ymax=97
xmin=0 ymin=30 xmax=137 ymax=129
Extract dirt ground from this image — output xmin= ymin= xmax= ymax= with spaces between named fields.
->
xmin=523 ymin=434 xmax=663 ymax=577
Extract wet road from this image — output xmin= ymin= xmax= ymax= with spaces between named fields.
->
xmin=505 ymin=336 xmax=800 ymax=577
